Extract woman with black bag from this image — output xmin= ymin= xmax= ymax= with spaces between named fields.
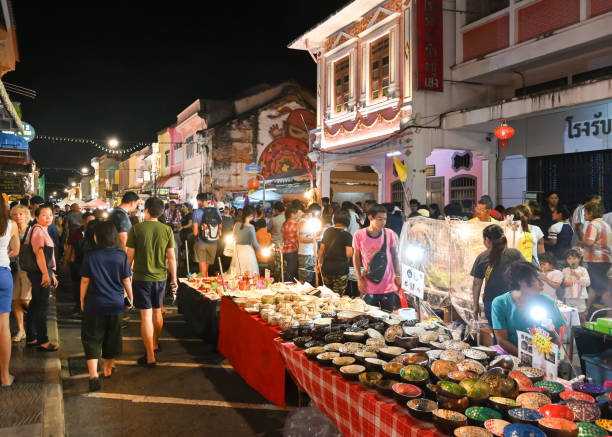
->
xmin=24 ymin=203 xmax=59 ymax=351
xmin=9 ymin=204 xmax=32 ymax=342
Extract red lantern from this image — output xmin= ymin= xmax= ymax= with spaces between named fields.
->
xmin=494 ymin=122 xmax=515 ymax=151
xmin=246 ymin=178 xmax=260 ymax=190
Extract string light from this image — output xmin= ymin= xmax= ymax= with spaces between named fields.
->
xmin=36 ymin=135 xmax=182 ymax=156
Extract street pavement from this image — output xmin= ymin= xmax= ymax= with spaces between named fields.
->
xmin=57 ymin=279 xmax=291 ymax=437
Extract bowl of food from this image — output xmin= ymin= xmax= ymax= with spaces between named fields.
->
xmin=454 ymin=426 xmax=493 ymax=437
xmin=576 ymin=422 xmax=608 ymax=437
xmin=516 ymin=392 xmax=551 ymax=410
xmin=538 ymin=417 xmax=579 ymax=437
xmin=507 ymin=408 xmax=544 ymax=425
xmin=488 ymin=397 xmax=521 ymax=416
xmin=502 ymin=423 xmax=546 ymax=437
xmin=432 ymin=409 xmax=468 ymax=434
xmin=375 ymin=378 xmax=401 ymax=397
xmin=364 ymin=357 xmax=387 ymax=372
xmin=378 ymin=346 xmax=407 ymax=361
xmin=316 ymin=351 xmax=340 ymax=367
xmin=304 ymin=346 xmax=325 ymax=361
xmin=392 ymin=382 xmax=422 ymax=404
xmin=332 ymin=356 xmax=356 ymax=370
xmin=339 ymin=364 xmax=365 ymax=381
xmin=359 ymin=371 xmax=383 ymax=388
xmin=539 ymin=404 xmax=575 ymax=421
xmin=407 ymin=398 xmax=438 ymax=421
xmin=465 ymin=406 xmax=502 ymax=427
xmin=431 ymin=360 xmax=459 ymax=381
xmin=565 ymin=399 xmax=601 ymax=423
xmin=485 ymin=419 xmax=511 ymax=437
xmin=402 ymin=352 xmax=429 ymax=367
xmin=400 ymin=365 xmax=430 ymax=387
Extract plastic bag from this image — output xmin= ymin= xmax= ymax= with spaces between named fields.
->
xmin=283 ymin=406 xmax=341 ymax=437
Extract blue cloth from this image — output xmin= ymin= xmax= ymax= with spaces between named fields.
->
xmin=0 ymin=267 xmax=13 ymax=313
xmin=81 ymin=248 xmax=132 ymax=315
xmin=133 ymin=280 xmax=166 ymax=309
xmin=491 ymin=291 xmax=566 ymax=347
xmin=386 ymin=213 xmax=404 ymax=237
xmin=192 ymin=207 xmax=222 ymax=243
xmin=47 ymin=222 xmax=60 ymax=251
xmin=551 ymin=223 xmax=573 ymax=260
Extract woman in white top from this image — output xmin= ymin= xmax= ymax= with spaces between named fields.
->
xmin=342 ymin=202 xmax=360 ymax=236
xmin=229 ymin=206 xmax=260 ymax=276
xmin=515 ymin=204 xmax=545 ymax=266
xmin=0 ymin=198 xmax=21 ymax=387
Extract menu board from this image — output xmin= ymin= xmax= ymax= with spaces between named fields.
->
xmin=0 ymin=174 xmax=24 ymax=194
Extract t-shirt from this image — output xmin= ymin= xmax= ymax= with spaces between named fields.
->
xmin=268 ymin=214 xmax=285 ymax=246
xmin=541 ymin=269 xmax=563 ymax=299
xmin=192 ymin=207 xmax=222 ymax=244
xmin=66 ymin=211 xmax=83 ymax=231
xmin=352 ymin=227 xmax=398 ymax=294
xmin=298 ymin=218 xmax=314 ymax=256
xmin=221 ymin=216 xmax=234 ymax=238
xmin=470 ymin=248 xmax=524 ymax=303
xmin=491 ymin=291 xmax=566 ymax=347
xmin=81 ymin=247 xmax=132 ymax=315
xmin=562 ymin=266 xmax=590 ymax=299
xmin=584 ymin=218 xmax=612 ymax=263
xmin=529 ymin=225 xmax=544 ymax=265
xmin=547 ymin=221 xmax=574 ymax=260
xmin=126 ymin=220 xmax=175 ymax=282
xmin=29 ymin=224 xmax=56 ymax=270
xmin=321 ymin=227 xmax=353 ymax=276
xmin=281 ymin=219 xmax=299 ymax=253
xmin=386 ymin=213 xmax=403 ymax=237
xmin=109 ymin=206 xmax=132 ymax=234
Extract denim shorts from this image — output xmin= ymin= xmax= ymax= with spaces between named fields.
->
xmin=133 ymin=280 xmax=166 ymax=310
xmin=0 ymin=267 xmax=13 ymax=313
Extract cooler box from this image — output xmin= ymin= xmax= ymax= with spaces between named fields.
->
xmin=582 ymin=354 xmax=612 ymax=387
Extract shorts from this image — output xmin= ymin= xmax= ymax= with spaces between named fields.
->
xmin=0 ymin=267 xmax=13 ymax=313
xmin=194 ymin=241 xmax=217 ymax=265
xmin=322 ymin=273 xmax=348 ymax=296
xmin=565 ymin=298 xmax=587 ymax=313
xmin=12 ymin=270 xmax=32 ymax=301
xmin=81 ymin=313 xmax=123 ymax=359
xmin=298 ymin=254 xmax=315 ymax=284
xmin=364 ymin=292 xmax=400 ymax=312
xmin=133 ymin=280 xmax=166 ymax=310
xmin=587 ymin=262 xmax=611 ymax=292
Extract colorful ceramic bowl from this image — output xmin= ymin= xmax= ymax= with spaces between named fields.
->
xmin=465 ymin=406 xmax=502 ymax=425
xmin=392 ymin=382 xmax=422 ymax=404
xmin=576 ymin=422 xmax=608 ymax=437
xmin=485 ymin=419 xmax=511 ymax=437
xmin=463 ymin=349 xmax=488 ymax=361
xmin=539 ymin=404 xmax=575 ymax=421
xmin=449 ymin=371 xmax=479 ymax=383
xmin=438 ymin=381 xmax=468 ymax=398
xmin=359 ymin=371 xmax=383 ymax=388
xmin=566 ymin=400 xmax=601 ymax=423
xmin=443 ymin=340 xmax=470 ymax=351
xmin=483 ymin=371 xmax=520 ymax=399
xmin=382 ymin=362 xmax=405 ymax=379
xmin=560 ymin=390 xmax=596 ymax=403
xmin=402 ymin=352 xmax=429 ymax=367
xmin=507 ymin=408 xmax=544 ymax=424
xmin=440 ymin=350 xmax=466 ymax=363
xmin=535 ymin=381 xmax=565 ymax=394
xmin=433 ymin=409 xmax=469 ymax=434
xmin=516 ymin=392 xmax=551 ymax=410
xmin=459 ymin=359 xmax=486 ymax=376
xmin=573 ymin=383 xmax=607 ymax=398
xmin=375 ymin=378 xmax=401 ymax=398
xmin=520 ymin=387 xmax=549 ymax=394
xmin=454 ymin=426 xmax=493 ymax=437
xmin=490 ymin=355 xmax=520 ymax=371
xmin=460 ymin=378 xmax=491 ymax=401
xmin=595 ymin=419 xmax=612 ymax=432
xmin=401 ymin=364 xmax=429 ymax=384
xmin=515 ymin=367 xmax=545 ymax=381
xmin=502 ymin=423 xmax=546 ymax=437
xmin=538 ymin=417 xmax=579 ymax=437
xmin=509 ymin=371 xmax=534 ymax=389
xmin=407 ymin=398 xmax=438 ymax=421
xmin=431 ymin=359 xmax=459 ymax=381
xmin=489 ymin=397 xmax=521 ymax=415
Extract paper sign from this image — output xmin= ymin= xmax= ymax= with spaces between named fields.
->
xmin=401 ymin=264 xmax=425 ymax=299
xmin=517 ymin=330 xmax=559 ymax=381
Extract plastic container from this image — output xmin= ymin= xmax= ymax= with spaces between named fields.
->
xmin=582 ymin=355 xmax=612 ymax=387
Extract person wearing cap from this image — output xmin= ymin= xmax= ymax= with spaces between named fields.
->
xmin=417 ymin=208 xmax=430 ymax=218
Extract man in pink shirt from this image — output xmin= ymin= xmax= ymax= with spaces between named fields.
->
xmin=353 ymin=204 xmax=401 ymax=311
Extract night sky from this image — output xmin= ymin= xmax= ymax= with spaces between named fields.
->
xmin=7 ymin=1 xmax=349 ymax=190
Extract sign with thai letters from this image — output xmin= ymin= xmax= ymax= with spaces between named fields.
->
xmin=417 ymin=0 xmax=443 ymax=91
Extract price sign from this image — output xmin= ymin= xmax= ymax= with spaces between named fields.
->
xmin=401 ymin=264 xmax=425 ymax=299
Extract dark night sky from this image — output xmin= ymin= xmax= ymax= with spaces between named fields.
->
xmin=7 ymin=1 xmax=349 ymax=189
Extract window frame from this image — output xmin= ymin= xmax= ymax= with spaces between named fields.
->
xmin=370 ymin=34 xmax=390 ymax=102
xmin=391 ymin=180 xmax=404 ymax=204
xmin=449 ymin=175 xmax=477 ymax=213
xmin=173 ymin=143 xmax=182 ymax=164
xmin=185 ymin=135 xmax=194 ymax=160
xmin=164 ymin=150 xmax=170 ymax=168
xmin=334 ymin=56 xmax=350 ymax=114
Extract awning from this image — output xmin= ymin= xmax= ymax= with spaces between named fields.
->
xmin=248 ymin=189 xmax=283 ymax=202
xmin=85 ymin=198 xmax=109 ymax=209
xmin=156 ymin=173 xmax=181 ymax=188
xmin=0 ymin=80 xmax=23 ymax=133
xmin=0 ymin=132 xmax=27 ymax=149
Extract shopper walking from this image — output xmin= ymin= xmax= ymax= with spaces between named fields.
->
xmin=318 ymin=209 xmax=353 ymax=295
xmin=281 ymin=205 xmax=300 ymax=282
xmin=25 ymin=203 xmax=59 ymax=351
xmin=353 ymin=204 xmax=401 ymax=311
xmin=109 ymin=191 xmax=139 ymax=253
xmin=192 ymin=193 xmax=222 ymax=277
xmin=10 ymin=204 xmax=31 ymax=342
xmin=127 ymin=197 xmax=177 ymax=367
xmin=297 ymin=204 xmax=321 ymax=284
xmin=1 ymin=198 xmax=19 ymax=386
xmin=80 ymin=221 xmax=133 ymax=391
xmin=229 ymin=206 xmax=261 ymax=276
xmin=268 ymin=202 xmax=285 ymax=282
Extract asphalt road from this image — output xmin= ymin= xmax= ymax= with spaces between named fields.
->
xmin=57 ymin=277 xmax=290 ymax=437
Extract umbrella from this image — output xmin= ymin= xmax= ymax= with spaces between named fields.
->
xmin=248 ymin=189 xmax=282 ymax=202
xmin=85 ymin=198 xmax=109 ymax=209
xmin=57 ymin=198 xmax=85 ymax=208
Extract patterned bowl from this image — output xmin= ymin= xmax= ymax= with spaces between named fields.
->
xmin=455 ymin=426 xmax=493 ymax=437
xmin=485 ymin=419 xmax=511 ymax=437
xmin=572 ymin=383 xmax=607 ymax=398
xmin=359 ymin=371 xmax=383 ymax=388
xmin=438 ymin=381 xmax=468 ymax=399
xmin=440 ymin=350 xmax=466 ymax=363
xmin=534 ymin=381 xmax=565 ymax=394
xmin=460 ymin=378 xmax=491 ymax=402
xmin=502 ymin=423 xmax=546 ymax=437
xmin=489 ymin=396 xmax=521 ymax=416
xmin=400 ymin=364 xmax=429 ymax=385
xmin=332 ymin=356 xmax=356 ymax=370
xmin=539 ymin=404 xmax=575 ymax=421
xmin=538 ymin=417 xmax=579 ymax=437
xmin=566 ymin=400 xmax=601 ymax=423
xmin=407 ymin=398 xmax=438 ymax=421
xmin=516 ymin=392 xmax=551 ymax=410
xmin=576 ymin=422 xmax=608 ymax=437
xmin=509 ymin=371 xmax=534 ymax=390
xmin=595 ymin=419 xmax=612 ymax=432
xmin=431 ymin=359 xmax=459 ymax=381
xmin=465 ymin=406 xmax=502 ymax=426
xmin=507 ymin=408 xmax=544 ymax=425
xmin=392 ymin=382 xmax=422 ymax=404
xmin=433 ymin=409 xmax=469 ymax=434
xmin=463 ymin=349 xmax=489 ymax=361
xmin=449 ymin=371 xmax=478 ymax=383
xmin=459 ymin=360 xmax=486 ymax=376
xmin=363 ymin=357 xmax=387 ymax=372
xmin=560 ymin=390 xmax=595 ymax=403
xmin=515 ymin=367 xmax=545 ymax=382
xmin=375 ymin=378 xmax=401 ymax=398
xmin=382 ymin=362 xmax=406 ymax=379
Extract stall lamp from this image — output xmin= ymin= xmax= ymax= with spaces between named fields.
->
xmin=102 ymin=212 xmax=109 ymax=219
xmin=261 ymin=244 xmax=275 ymax=258
xmin=224 ymin=234 xmax=235 ymax=245
xmin=305 ymin=217 xmax=322 ymax=234
xmin=304 ymin=188 xmax=314 ymax=200
xmin=405 ymin=244 xmax=425 ymax=263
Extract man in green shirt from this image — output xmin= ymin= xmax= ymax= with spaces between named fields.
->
xmin=127 ymin=197 xmax=177 ymax=367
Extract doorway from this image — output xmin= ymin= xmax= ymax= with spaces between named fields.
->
xmin=426 ymin=177 xmax=444 ymax=207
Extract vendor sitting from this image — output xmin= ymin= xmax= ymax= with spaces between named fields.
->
xmin=491 ymin=260 xmax=566 ymax=356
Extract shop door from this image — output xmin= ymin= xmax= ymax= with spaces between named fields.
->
xmin=527 ymin=150 xmax=612 ymax=212
xmin=426 ymin=177 xmax=444 ymax=207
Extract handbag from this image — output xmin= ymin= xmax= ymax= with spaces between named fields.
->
xmin=364 ymin=229 xmax=388 ymax=284
xmin=10 ymin=224 xmax=31 ymax=276
xmin=19 ymin=225 xmax=55 ymax=274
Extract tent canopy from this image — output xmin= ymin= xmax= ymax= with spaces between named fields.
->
xmin=85 ymin=198 xmax=109 ymax=209
xmin=248 ymin=189 xmax=283 ymax=202
xmin=57 ymin=198 xmax=85 ymax=208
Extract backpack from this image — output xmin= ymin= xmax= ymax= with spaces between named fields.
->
xmin=517 ymin=229 xmax=533 ymax=263
xmin=198 ymin=207 xmax=222 ymax=241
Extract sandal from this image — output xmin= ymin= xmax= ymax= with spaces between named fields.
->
xmin=1 ymin=375 xmax=14 ymax=388
xmin=26 ymin=340 xmax=38 ymax=347
xmin=37 ymin=343 xmax=59 ymax=352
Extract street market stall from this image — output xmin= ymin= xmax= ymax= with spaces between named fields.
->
xmin=177 ymin=279 xmax=220 ymax=346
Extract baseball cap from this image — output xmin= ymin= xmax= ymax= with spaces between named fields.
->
xmin=417 ymin=208 xmax=430 ymax=217
xmin=216 ymin=201 xmax=226 ymax=211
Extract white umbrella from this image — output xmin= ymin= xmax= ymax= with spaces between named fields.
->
xmin=248 ymin=189 xmax=282 ymax=202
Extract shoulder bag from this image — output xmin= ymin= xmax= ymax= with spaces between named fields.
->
xmin=364 ymin=229 xmax=388 ymax=284
xmin=19 ymin=225 xmax=55 ymax=274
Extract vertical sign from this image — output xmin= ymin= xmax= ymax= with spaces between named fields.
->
xmin=417 ymin=0 xmax=443 ymax=91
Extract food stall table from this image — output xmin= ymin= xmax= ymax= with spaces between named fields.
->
xmin=176 ymin=281 xmax=220 ymax=347
xmin=275 ymin=340 xmax=444 ymax=437
xmin=217 ymin=296 xmax=287 ymax=407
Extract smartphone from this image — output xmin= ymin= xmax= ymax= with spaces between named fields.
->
xmin=124 ymin=296 xmax=133 ymax=308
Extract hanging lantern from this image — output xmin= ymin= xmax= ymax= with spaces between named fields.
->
xmin=494 ymin=121 xmax=515 ymax=151
xmin=246 ymin=177 xmax=260 ymax=190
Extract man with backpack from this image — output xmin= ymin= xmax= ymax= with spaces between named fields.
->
xmin=192 ymin=193 xmax=222 ymax=277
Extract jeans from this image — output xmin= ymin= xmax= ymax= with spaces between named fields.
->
xmin=364 ymin=292 xmax=401 ymax=312
xmin=69 ymin=262 xmax=81 ymax=308
xmin=283 ymin=251 xmax=298 ymax=282
xmin=483 ymin=300 xmax=497 ymax=345
xmin=26 ymin=271 xmax=51 ymax=344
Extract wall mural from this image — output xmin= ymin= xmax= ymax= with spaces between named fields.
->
xmin=257 ymin=102 xmax=316 ymax=179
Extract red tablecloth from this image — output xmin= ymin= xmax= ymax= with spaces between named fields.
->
xmin=276 ymin=339 xmax=444 ymax=437
xmin=217 ymin=297 xmax=287 ymax=407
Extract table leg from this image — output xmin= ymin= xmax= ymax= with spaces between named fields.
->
xmin=568 ymin=326 xmax=575 ymax=377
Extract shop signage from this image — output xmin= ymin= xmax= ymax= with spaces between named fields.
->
xmin=417 ymin=0 xmax=443 ymax=92
xmin=19 ymin=121 xmax=35 ymax=142
xmin=565 ymin=113 xmax=611 ymax=139
xmin=169 ymin=193 xmax=179 ymax=200
xmin=0 ymin=173 xmax=24 ymax=194
xmin=517 ymin=330 xmax=558 ymax=381
xmin=401 ymin=264 xmax=425 ymax=300
xmin=425 ymin=165 xmax=435 ymax=176
xmin=245 ymin=163 xmax=262 ymax=174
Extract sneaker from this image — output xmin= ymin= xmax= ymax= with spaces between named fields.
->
xmin=88 ymin=377 xmax=101 ymax=392
xmin=12 ymin=331 xmax=26 ymax=342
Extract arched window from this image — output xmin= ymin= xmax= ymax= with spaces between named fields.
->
xmin=450 ymin=175 xmax=477 ymax=212
xmin=391 ymin=180 xmax=404 ymax=204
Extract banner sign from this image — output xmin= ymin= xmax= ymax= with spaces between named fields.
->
xmin=517 ymin=330 xmax=559 ymax=381
xmin=417 ymin=0 xmax=443 ymax=91
xmin=401 ymin=264 xmax=425 ymax=299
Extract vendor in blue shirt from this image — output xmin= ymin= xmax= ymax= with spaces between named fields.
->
xmin=491 ymin=260 xmax=566 ymax=356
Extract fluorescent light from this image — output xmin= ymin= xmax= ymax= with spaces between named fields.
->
xmin=386 ymin=151 xmax=401 ymax=157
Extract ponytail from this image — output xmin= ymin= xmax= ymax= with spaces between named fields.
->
xmin=483 ymin=224 xmax=507 ymax=266
xmin=513 ymin=204 xmax=531 ymax=233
